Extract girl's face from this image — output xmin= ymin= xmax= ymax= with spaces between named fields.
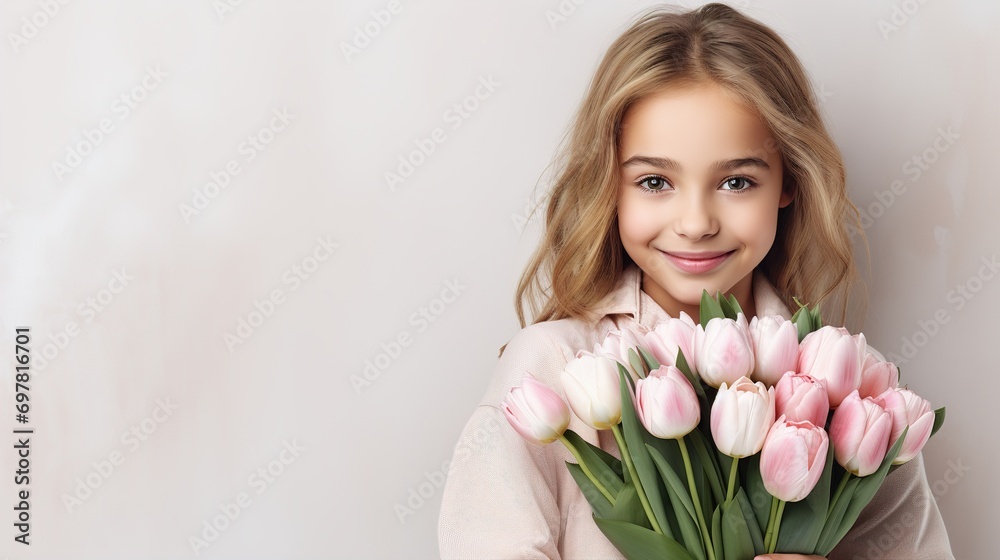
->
xmin=617 ymin=81 xmax=793 ymax=320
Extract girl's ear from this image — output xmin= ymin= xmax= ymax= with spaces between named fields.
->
xmin=778 ymin=178 xmax=795 ymax=208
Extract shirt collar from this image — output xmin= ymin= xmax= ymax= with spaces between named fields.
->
xmin=591 ymin=262 xmax=792 ymax=326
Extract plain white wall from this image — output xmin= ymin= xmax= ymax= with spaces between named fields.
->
xmin=0 ymin=0 xmax=993 ymax=558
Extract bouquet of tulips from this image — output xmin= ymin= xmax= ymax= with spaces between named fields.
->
xmin=502 ymin=292 xmax=945 ymax=560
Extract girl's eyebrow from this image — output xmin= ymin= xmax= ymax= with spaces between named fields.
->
xmin=620 ymin=155 xmax=770 ymax=173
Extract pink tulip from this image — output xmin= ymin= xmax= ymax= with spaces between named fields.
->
xmin=828 ymin=390 xmax=892 ymax=476
xmin=635 ymin=365 xmax=701 ymax=439
xmin=711 ymin=376 xmax=775 ymax=458
xmin=798 ymin=326 xmax=866 ymax=408
xmin=749 ymin=315 xmax=800 ymax=387
xmin=597 ymin=327 xmax=648 ymax=381
xmin=502 ymin=373 xmax=571 ymax=446
xmin=561 ymin=350 xmax=623 ymax=430
xmin=643 ymin=311 xmax=698 ymax=372
xmin=693 ymin=313 xmax=755 ymax=388
xmin=760 ymin=416 xmax=830 ymax=502
xmin=774 ymin=372 xmax=830 ymax=428
xmin=858 ymin=347 xmax=900 ymax=399
xmin=873 ymin=388 xmax=934 ymax=465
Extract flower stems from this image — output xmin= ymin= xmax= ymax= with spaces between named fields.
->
xmin=828 ymin=471 xmax=852 ymax=517
xmin=763 ymin=495 xmax=779 ymax=551
xmin=558 ymin=434 xmax=616 ymax=505
xmin=610 ymin=425 xmax=663 ymax=535
xmin=679 ymin=436 xmax=717 ymax=560
xmin=726 ymin=456 xmax=740 ymax=503
xmin=766 ymin=500 xmax=787 ymax=553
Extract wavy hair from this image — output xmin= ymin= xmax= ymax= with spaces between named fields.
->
xmin=502 ymin=2 xmax=869 ymax=357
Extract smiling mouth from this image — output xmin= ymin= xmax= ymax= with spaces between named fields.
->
xmin=660 ymin=250 xmax=735 ymax=274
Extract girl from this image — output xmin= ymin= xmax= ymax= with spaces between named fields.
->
xmin=438 ymin=4 xmax=954 ymax=559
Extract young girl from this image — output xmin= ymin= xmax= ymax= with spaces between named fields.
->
xmin=438 ymin=4 xmax=953 ymax=559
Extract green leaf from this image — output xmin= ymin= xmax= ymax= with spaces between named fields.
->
xmin=815 ymin=473 xmax=860 ymax=555
xmin=609 ymin=483 xmax=653 ymax=528
xmin=818 ymin=427 xmax=909 ymax=555
xmin=674 ymin=349 xmax=707 ymax=402
xmin=593 ymin=517 xmax=698 ymax=560
xmin=810 ymin=303 xmax=824 ymax=329
xmin=721 ymin=496 xmax=756 ymax=559
xmin=699 ymin=290 xmax=725 ymax=327
xmin=735 ymin=488 xmax=765 ymax=555
xmin=566 ymin=462 xmax=614 ymax=519
xmin=628 ymin=348 xmax=648 ymax=380
xmin=562 ymin=429 xmax=624 ymax=496
xmin=728 ymin=293 xmax=744 ymax=316
xmin=931 ymin=407 xmax=946 ymax=437
xmin=718 ymin=291 xmax=737 ymax=320
xmin=689 ymin=430 xmax=724 ymax=505
xmin=582 ymin=436 xmax=625 ymax=481
xmin=646 ymin=444 xmax=697 ymax=524
xmin=774 ymin=443 xmax=833 ymax=553
xmin=619 ymin=367 xmax=673 ymax=539
xmin=745 ymin=455 xmax=771 ymax=532
xmin=647 ymin=444 xmax=705 ymax=560
xmin=710 ymin=504 xmax=723 ymax=560
xmin=638 ymin=346 xmax=661 ymax=372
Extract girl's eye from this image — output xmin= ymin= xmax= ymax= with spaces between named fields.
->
xmin=720 ymin=176 xmax=758 ymax=193
xmin=636 ymin=175 xmax=670 ymax=193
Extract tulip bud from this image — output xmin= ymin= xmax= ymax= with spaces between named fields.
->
xmin=596 ymin=327 xmax=648 ymax=381
xmin=711 ymin=376 xmax=775 ymax=458
xmin=828 ymin=390 xmax=892 ymax=476
xmin=643 ymin=311 xmax=697 ymax=372
xmin=774 ymin=372 xmax=830 ymax=428
xmin=873 ymin=388 xmax=934 ymax=465
xmin=502 ymin=373 xmax=571 ymax=446
xmin=760 ymin=416 xmax=830 ymax=502
xmin=798 ymin=326 xmax=866 ymax=408
xmin=561 ymin=350 xmax=623 ymax=430
xmin=749 ymin=315 xmax=800 ymax=387
xmin=858 ymin=347 xmax=900 ymax=399
xmin=635 ymin=365 xmax=701 ymax=439
xmin=693 ymin=313 xmax=755 ymax=388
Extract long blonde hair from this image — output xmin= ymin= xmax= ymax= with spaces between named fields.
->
xmin=503 ymin=2 xmax=869 ymax=357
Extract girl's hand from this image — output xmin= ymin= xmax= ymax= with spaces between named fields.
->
xmin=754 ymin=555 xmax=827 ymax=560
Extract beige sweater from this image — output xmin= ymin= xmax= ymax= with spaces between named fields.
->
xmin=438 ymin=263 xmax=954 ymax=559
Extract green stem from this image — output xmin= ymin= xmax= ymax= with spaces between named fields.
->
xmin=610 ymin=425 xmax=663 ymax=535
xmin=679 ymin=436 xmax=717 ymax=560
xmin=827 ymin=471 xmax=852 ymax=517
xmin=767 ymin=500 xmax=787 ymax=553
xmin=763 ymin=495 xmax=779 ymax=551
xmin=726 ymin=456 xmax=740 ymax=503
xmin=558 ymin=434 xmax=616 ymax=506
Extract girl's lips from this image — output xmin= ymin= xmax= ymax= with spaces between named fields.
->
xmin=661 ymin=250 xmax=735 ymax=274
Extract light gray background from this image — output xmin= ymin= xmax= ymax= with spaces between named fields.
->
xmin=0 ymin=0 xmax=992 ymax=558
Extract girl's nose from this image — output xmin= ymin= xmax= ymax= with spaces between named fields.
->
xmin=672 ymin=190 xmax=719 ymax=241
